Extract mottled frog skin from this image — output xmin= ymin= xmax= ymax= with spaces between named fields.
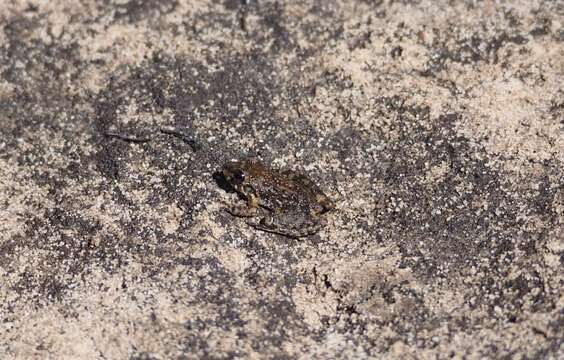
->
xmin=222 ymin=158 xmax=334 ymax=238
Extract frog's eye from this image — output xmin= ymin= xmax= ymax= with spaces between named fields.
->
xmin=231 ymin=169 xmax=245 ymax=185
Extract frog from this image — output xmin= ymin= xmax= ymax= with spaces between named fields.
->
xmin=221 ymin=158 xmax=334 ymax=238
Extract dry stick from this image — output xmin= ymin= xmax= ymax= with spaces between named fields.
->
xmin=104 ymin=131 xmax=153 ymax=143
xmin=103 ymin=127 xmax=202 ymax=151
xmin=159 ymin=127 xmax=201 ymax=151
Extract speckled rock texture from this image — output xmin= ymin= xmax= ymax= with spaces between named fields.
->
xmin=0 ymin=0 xmax=562 ymax=359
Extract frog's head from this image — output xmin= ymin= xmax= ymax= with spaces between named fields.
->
xmin=222 ymin=159 xmax=267 ymax=197
xmin=221 ymin=160 xmax=256 ymax=194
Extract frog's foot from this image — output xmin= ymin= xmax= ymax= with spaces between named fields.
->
xmin=226 ymin=203 xmax=257 ymax=218
xmin=247 ymin=216 xmax=321 ymax=238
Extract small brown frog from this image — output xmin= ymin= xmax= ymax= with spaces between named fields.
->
xmin=221 ymin=158 xmax=334 ymax=237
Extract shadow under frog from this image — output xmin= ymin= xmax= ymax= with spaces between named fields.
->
xmin=217 ymin=158 xmax=334 ymax=238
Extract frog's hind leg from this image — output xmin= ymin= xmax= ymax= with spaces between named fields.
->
xmin=284 ymin=172 xmax=335 ymax=213
xmin=247 ymin=215 xmax=320 ymax=238
xmin=288 ymin=215 xmax=326 ymax=238
xmin=245 ymin=216 xmax=274 ymax=232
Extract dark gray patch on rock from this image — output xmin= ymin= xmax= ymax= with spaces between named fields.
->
xmin=112 ymin=0 xmax=179 ymax=23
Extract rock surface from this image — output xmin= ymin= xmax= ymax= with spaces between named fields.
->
xmin=0 ymin=0 xmax=562 ymax=359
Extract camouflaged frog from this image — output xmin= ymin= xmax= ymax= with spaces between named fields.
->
xmin=221 ymin=158 xmax=334 ymax=238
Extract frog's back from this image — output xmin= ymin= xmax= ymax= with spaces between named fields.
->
xmin=282 ymin=170 xmax=334 ymax=212
xmin=239 ymin=159 xmax=333 ymax=213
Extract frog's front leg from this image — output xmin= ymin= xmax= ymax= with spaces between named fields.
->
xmin=226 ymin=193 xmax=258 ymax=218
